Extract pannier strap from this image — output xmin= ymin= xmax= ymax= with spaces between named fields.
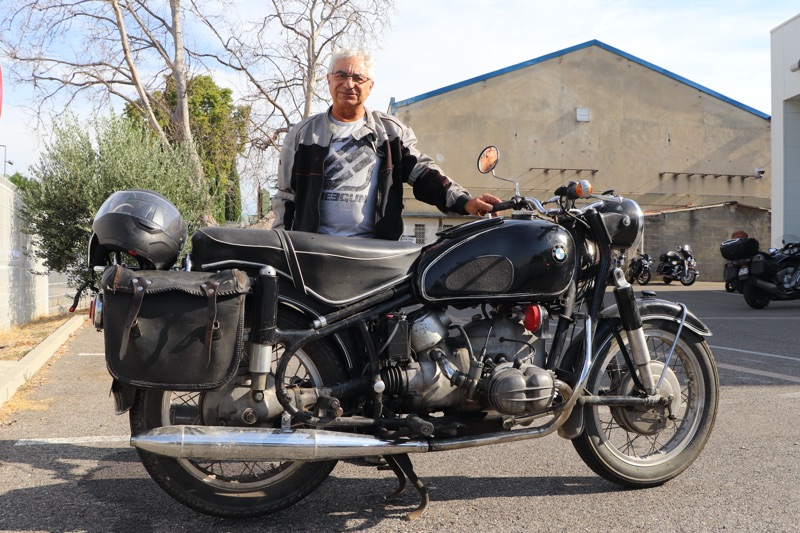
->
xmin=119 ymin=277 xmax=151 ymax=361
xmin=200 ymin=279 xmax=221 ymax=367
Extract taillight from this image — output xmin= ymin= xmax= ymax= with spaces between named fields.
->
xmin=92 ymin=293 xmax=104 ymax=330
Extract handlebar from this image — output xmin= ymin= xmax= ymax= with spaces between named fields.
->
xmin=489 ymin=199 xmax=518 ymax=213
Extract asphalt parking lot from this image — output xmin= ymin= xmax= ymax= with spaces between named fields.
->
xmin=1 ymin=280 xmax=799 ymax=532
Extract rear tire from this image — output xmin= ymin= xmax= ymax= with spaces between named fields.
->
xmin=663 ymin=277 xmax=673 ymax=284
xmin=743 ymin=283 xmax=771 ymax=309
xmin=129 ymin=310 xmax=348 ymax=518
xmin=573 ymin=319 xmax=719 ymax=488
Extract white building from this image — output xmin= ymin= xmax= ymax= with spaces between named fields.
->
xmin=771 ymin=14 xmax=800 ymax=245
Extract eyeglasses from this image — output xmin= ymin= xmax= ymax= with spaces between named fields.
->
xmin=330 ymin=71 xmax=371 ymax=85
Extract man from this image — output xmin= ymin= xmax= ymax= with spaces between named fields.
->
xmin=272 ymin=48 xmax=500 ymax=239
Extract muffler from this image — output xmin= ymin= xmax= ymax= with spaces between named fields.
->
xmin=131 ymin=426 xmax=429 ymax=461
xmin=751 ymin=278 xmax=780 ymax=294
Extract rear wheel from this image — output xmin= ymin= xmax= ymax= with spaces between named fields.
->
xmin=743 ymin=283 xmax=771 ymax=309
xmin=573 ymin=319 xmax=719 ymax=487
xmin=130 ymin=311 xmax=348 ymax=518
xmin=663 ymin=277 xmax=673 ymax=284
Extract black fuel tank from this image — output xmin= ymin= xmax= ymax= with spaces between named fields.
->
xmin=414 ymin=218 xmax=575 ymax=304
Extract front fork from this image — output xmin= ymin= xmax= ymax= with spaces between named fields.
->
xmin=610 ymin=268 xmax=657 ymax=394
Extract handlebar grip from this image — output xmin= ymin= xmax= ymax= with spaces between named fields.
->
xmin=489 ymin=200 xmax=517 ymax=213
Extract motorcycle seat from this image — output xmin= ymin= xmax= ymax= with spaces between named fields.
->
xmin=189 ymin=226 xmax=422 ymax=306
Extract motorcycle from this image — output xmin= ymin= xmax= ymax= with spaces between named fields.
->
xmin=85 ymin=147 xmax=719 ymax=520
xmin=656 ymin=244 xmax=699 ymax=286
xmin=624 ymin=250 xmax=652 ymax=285
xmin=721 ymin=235 xmax=800 ymax=309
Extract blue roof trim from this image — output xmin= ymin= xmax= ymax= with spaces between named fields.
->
xmin=389 ymin=40 xmax=770 ymax=120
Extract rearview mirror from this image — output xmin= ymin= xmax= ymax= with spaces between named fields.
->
xmin=477 ymin=146 xmax=499 ymax=174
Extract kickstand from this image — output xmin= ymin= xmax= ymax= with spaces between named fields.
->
xmin=382 ymin=453 xmax=430 ymax=520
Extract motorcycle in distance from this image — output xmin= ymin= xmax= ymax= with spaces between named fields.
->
xmin=625 ymin=250 xmax=652 ymax=285
xmin=656 ymin=244 xmax=699 ymax=286
xmin=85 ymin=146 xmax=719 ymax=520
xmin=721 ymin=234 xmax=800 ymax=309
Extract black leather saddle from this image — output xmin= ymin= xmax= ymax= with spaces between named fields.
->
xmin=190 ymin=227 xmax=422 ymax=306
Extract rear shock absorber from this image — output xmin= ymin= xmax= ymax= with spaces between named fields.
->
xmin=611 ymin=268 xmax=656 ymax=394
xmin=250 ymin=266 xmax=279 ymax=392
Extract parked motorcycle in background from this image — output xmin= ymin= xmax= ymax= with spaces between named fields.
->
xmin=656 ymin=244 xmax=698 ymax=285
xmin=721 ymin=235 xmax=800 ymax=309
xmin=625 ymin=250 xmax=652 ymax=285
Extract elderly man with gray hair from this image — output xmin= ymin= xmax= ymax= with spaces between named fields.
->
xmin=273 ymin=47 xmax=499 ymax=240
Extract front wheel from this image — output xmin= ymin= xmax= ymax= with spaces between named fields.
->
xmin=572 ymin=319 xmax=719 ymax=487
xmin=680 ymin=270 xmax=697 ymax=286
xmin=129 ymin=311 xmax=349 ymax=518
xmin=637 ymin=270 xmax=652 ymax=285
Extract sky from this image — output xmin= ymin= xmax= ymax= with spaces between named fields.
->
xmin=1 ymin=0 xmax=799 ymax=178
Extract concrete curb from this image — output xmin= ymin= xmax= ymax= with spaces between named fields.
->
xmin=0 ymin=314 xmax=87 ymax=411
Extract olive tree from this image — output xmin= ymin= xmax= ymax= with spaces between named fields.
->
xmin=16 ymin=114 xmax=208 ymax=286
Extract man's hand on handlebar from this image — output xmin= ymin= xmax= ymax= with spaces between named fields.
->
xmin=465 ymin=193 xmax=502 ymax=217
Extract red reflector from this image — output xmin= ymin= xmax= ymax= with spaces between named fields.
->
xmin=523 ymin=304 xmax=543 ymax=332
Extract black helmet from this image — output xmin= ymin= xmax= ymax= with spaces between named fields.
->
xmin=89 ymin=189 xmax=187 ymax=270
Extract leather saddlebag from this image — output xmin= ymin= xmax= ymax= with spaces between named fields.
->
xmin=101 ymin=265 xmax=250 ymax=390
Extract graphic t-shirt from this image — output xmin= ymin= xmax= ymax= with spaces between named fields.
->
xmin=318 ymin=117 xmax=381 ymax=237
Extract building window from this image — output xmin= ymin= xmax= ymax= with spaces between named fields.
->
xmin=414 ymin=224 xmax=426 ymax=245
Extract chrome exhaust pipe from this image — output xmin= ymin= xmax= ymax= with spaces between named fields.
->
xmin=131 ymin=426 xmax=429 ymax=461
xmin=131 ymin=389 xmax=582 ymax=462
xmin=131 ymin=407 xmax=574 ymax=461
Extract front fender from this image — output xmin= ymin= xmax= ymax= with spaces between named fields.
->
xmin=558 ymin=296 xmax=711 ymax=440
xmin=599 ymin=297 xmax=712 ymax=337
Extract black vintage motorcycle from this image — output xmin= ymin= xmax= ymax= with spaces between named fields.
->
xmin=625 ymin=250 xmax=652 ymax=285
xmin=721 ymin=235 xmax=800 ymax=309
xmin=86 ymin=147 xmax=719 ymax=520
xmin=656 ymin=244 xmax=699 ymax=286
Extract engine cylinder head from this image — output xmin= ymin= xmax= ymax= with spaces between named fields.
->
xmin=486 ymin=363 xmax=555 ymax=416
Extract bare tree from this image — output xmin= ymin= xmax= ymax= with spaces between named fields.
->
xmin=0 ymin=0 xmax=206 ymax=192
xmin=188 ymin=0 xmax=393 ymax=198
xmin=0 ymin=0 xmax=393 ymax=218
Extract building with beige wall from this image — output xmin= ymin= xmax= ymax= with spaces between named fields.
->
xmin=388 ymin=40 xmax=771 ymax=247
xmin=771 ymin=14 xmax=800 ymax=247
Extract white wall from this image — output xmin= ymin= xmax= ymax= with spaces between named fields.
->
xmin=771 ymin=14 xmax=800 ymax=246
xmin=0 ymin=176 xmax=50 ymax=330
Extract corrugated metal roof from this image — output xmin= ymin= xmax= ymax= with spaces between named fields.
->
xmin=388 ymin=40 xmax=770 ymax=120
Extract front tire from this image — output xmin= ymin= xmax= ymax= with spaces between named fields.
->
xmin=637 ymin=270 xmax=652 ymax=285
xmin=572 ymin=319 xmax=719 ymax=487
xmin=680 ymin=271 xmax=697 ymax=286
xmin=130 ymin=311 xmax=348 ymax=518
xmin=743 ymin=283 xmax=771 ymax=309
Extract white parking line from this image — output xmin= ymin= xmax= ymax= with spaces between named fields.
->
xmin=14 ymin=435 xmax=129 ymax=446
xmin=709 ymin=345 xmax=799 ymax=362
xmin=716 ymin=363 xmax=800 ymax=383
